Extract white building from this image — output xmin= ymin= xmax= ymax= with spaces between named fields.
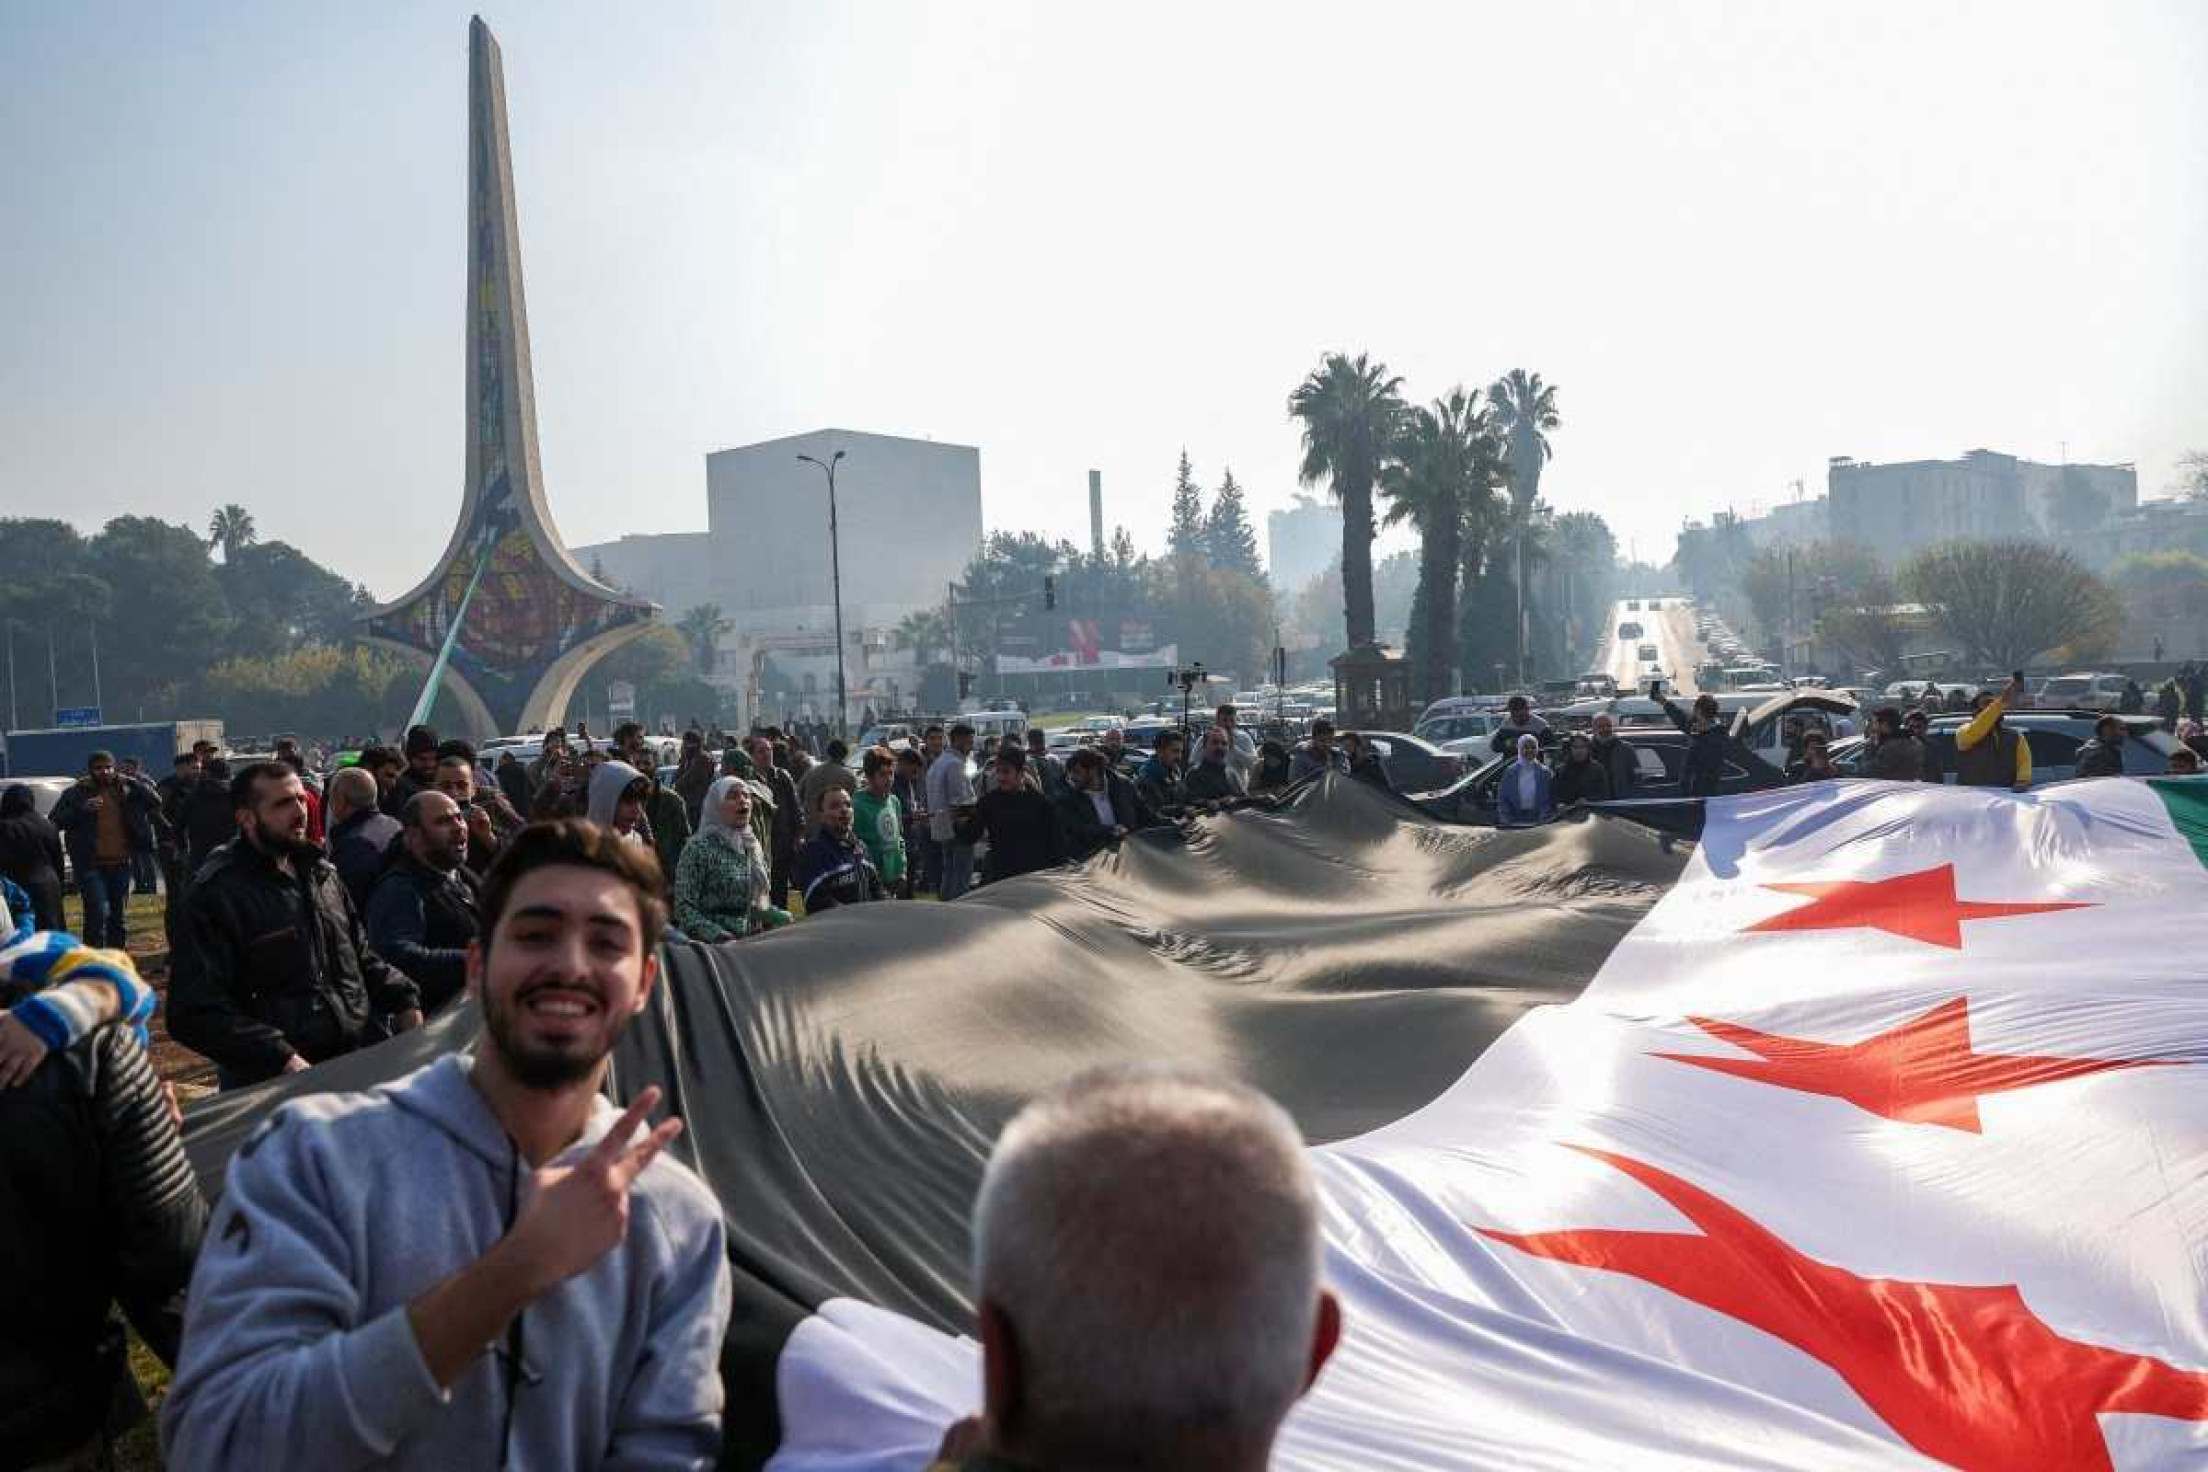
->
xmin=577 ymin=428 xmax=982 ymax=723
xmin=1267 ymin=496 xmax=1341 ymax=592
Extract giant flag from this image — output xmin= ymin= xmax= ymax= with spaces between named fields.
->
xmin=183 ymin=775 xmax=2208 ymax=1469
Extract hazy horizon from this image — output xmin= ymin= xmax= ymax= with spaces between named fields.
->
xmin=3 ymin=1 xmax=2201 ymax=600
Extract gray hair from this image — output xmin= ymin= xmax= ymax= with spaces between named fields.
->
xmin=327 ymin=766 xmax=377 ymax=813
xmin=972 ymin=1066 xmax=1323 ymax=1464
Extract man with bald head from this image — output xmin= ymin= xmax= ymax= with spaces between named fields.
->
xmin=325 ymin=765 xmax=402 ymax=914
xmin=364 ymin=791 xmax=479 ymax=1017
xmin=933 ymin=1066 xmax=1341 ymax=1471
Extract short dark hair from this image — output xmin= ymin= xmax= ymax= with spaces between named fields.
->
xmin=1873 ymin=706 xmax=1903 ymax=730
xmin=436 ymin=737 xmax=478 ymax=764
xmin=359 ymin=744 xmax=402 ymax=774
xmin=229 ymin=759 xmax=294 ymax=811
xmin=826 ymin=739 xmax=849 ymax=761
xmin=479 ymin=820 xmax=667 ymax=958
xmin=682 ymin=729 xmax=702 ymax=748
xmin=923 ymin=723 xmax=945 ymax=739
xmin=1309 ymin=718 xmax=1334 ymax=739
xmin=1027 ymin=728 xmax=1047 ymax=748
xmin=862 ymin=747 xmax=893 ymax=777
xmin=894 ymin=747 xmax=923 ymax=769
xmin=1065 ymin=748 xmax=1103 ymax=774
xmin=1507 ymin=695 xmax=1529 ymax=710
xmin=86 ymin=750 xmax=114 ymax=770
xmin=996 ymin=744 xmax=1028 ymax=770
xmin=404 ymin=724 xmax=439 ymax=755
xmin=613 ymin=721 xmax=644 ymax=746
xmin=949 ymin=722 xmax=975 ymax=741
xmin=1155 ymin=729 xmax=1184 ymax=753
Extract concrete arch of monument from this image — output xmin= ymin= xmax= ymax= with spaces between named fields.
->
xmin=357 ymin=618 xmax=658 ymax=741
xmin=355 ymin=638 xmax=504 ymax=743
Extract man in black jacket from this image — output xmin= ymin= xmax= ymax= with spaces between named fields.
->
xmin=958 ymin=746 xmax=1066 ymax=884
xmin=2073 ymin=715 xmax=2130 ymax=779
xmin=1657 ymin=687 xmax=1731 ymax=798
xmin=0 ymin=981 xmax=206 ymax=1468
xmin=169 ymin=762 xmax=423 ymax=1089
xmin=1552 ymin=732 xmax=1613 ymax=805
xmin=1589 ymin=712 xmax=1638 ymax=799
xmin=364 ymin=791 xmax=480 ymax=1016
xmin=324 ymin=765 xmax=401 ymax=913
xmin=1054 ymin=748 xmax=1151 ymax=862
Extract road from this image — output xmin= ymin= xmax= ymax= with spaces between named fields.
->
xmin=1596 ymin=597 xmax=1703 ymax=697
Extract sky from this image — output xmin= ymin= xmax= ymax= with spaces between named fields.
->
xmin=3 ymin=2 xmax=2204 ymax=601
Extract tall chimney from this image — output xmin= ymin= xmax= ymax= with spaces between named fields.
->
xmin=1088 ymin=470 xmax=1104 ymax=559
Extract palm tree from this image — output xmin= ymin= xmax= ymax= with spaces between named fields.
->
xmin=1381 ymin=387 xmax=1503 ymax=703
xmin=1550 ymin=510 xmax=1616 ymax=668
xmin=1489 ymin=370 xmax=1560 ymax=681
xmin=675 ymin=603 xmax=730 ymax=676
xmin=207 ymin=503 xmax=258 ymax=563
xmin=893 ymin=607 xmax=950 ymax=664
xmin=1289 ymin=353 xmax=1405 ymax=650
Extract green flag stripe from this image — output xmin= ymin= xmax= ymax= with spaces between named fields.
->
xmin=2148 ymin=779 xmax=2208 ymax=872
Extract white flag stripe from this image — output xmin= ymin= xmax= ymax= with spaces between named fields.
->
xmin=770 ymin=780 xmax=2208 ymax=1469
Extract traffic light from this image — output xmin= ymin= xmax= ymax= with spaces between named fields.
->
xmin=1043 ymin=575 xmax=1056 ymax=610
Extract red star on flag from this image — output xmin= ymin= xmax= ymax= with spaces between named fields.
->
xmin=1743 ymin=863 xmax=2090 ymax=949
xmin=1651 ymin=999 xmax=2176 ymax=1132
xmin=1480 ymin=1146 xmax=2208 ymax=1470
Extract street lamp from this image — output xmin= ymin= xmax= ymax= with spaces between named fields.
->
xmin=796 ymin=449 xmax=849 ymax=739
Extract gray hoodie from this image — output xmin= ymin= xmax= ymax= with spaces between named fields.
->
xmin=161 ymin=1054 xmax=729 ymax=1470
xmin=587 ymin=759 xmax=649 ymax=832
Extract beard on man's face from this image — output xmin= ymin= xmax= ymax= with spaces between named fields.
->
xmin=245 ymin=818 xmax=320 ymax=864
xmin=480 ymin=967 xmax=637 ymax=1090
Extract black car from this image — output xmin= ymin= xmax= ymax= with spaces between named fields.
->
xmin=1827 ymin=712 xmax=2180 ymax=786
xmin=1346 ymin=731 xmax=1468 ymax=794
xmin=1415 ymin=729 xmax=1787 ymax=825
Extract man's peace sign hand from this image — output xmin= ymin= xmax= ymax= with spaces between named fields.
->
xmin=504 ymin=1086 xmax=684 ymax=1293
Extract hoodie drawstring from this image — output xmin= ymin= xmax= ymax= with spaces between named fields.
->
xmin=500 ymin=1133 xmax=526 ymax=1468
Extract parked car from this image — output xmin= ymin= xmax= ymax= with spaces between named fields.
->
xmin=2035 ymin=672 xmax=2130 ymax=712
xmin=1346 ymin=731 xmax=1467 ymax=793
xmin=1413 ymin=710 xmax=1500 ymax=747
xmin=1828 ymin=713 xmax=2179 ymax=785
xmin=1417 ymin=730 xmax=1786 ymax=825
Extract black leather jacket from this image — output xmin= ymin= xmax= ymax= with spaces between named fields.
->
xmin=169 ymin=838 xmax=421 ymax=1083
xmin=0 ymin=1021 xmax=207 ymax=1465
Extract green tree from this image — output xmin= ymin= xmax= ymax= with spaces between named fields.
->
xmin=90 ymin=516 xmax=233 ymax=717
xmin=1550 ymin=510 xmax=1619 ymax=669
xmin=1205 ymin=468 xmax=1263 ymax=579
xmin=207 ymin=503 xmax=258 ymax=563
xmin=893 ymin=608 xmax=951 ymax=664
xmin=1289 ymin=352 xmax=1405 ymax=651
xmin=218 ymin=540 xmax=366 ymax=657
xmin=1903 ymin=540 xmax=2123 ymax=670
xmin=674 ymin=604 xmax=730 ymax=676
xmin=1737 ymin=540 xmax=1882 ymax=652
xmin=1380 ymin=386 xmax=1501 ymax=703
xmin=1489 ymin=369 xmax=1561 ymax=678
xmin=1167 ymin=450 xmax=1208 ymax=561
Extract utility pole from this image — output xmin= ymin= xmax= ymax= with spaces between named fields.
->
xmin=89 ymin=621 xmax=102 ymax=713
xmin=796 ymin=449 xmax=849 ymax=739
xmin=47 ymin=626 xmax=58 ymax=724
xmin=3 ymin=621 xmax=14 ymax=732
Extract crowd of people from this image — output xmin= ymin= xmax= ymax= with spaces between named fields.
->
xmin=0 ymin=786 xmax=1335 ymax=1469
xmin=4 ymin=679 xmax=2208 ymax=1466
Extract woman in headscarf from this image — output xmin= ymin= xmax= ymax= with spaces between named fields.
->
xmin=672 ymin=777 xmax=790 ymax=942
xmin=0 ymin=785 xmax=66 ymax=932
xmin=1495 ymin=733 xmax=1555 ymax=829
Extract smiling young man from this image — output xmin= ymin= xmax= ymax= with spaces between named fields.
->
xmin=162 ymin=821 xmax=731 ymax=1471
